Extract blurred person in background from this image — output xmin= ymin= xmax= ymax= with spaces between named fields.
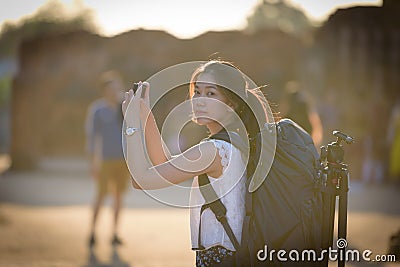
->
xmin=280 ymin=81 xmax=323 ymax=148
xmin=85 ymin=70 xmax=129 ymax=247
xmin=318 ymin=89 xmax=340 ymax=144
xmin=361 ymin=93 xmax=388 ymax=185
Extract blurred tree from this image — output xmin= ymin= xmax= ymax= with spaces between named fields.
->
xmin=245 ymin=0 xmax=313 ymax=37
xmin=0 ymin=0 xmax=98 ymax=109
xmin=0 ymin=0 xmax=98 ymax=58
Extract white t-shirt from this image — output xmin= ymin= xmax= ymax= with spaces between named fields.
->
xmin=190 ymin=139 xmax=246 ymax=251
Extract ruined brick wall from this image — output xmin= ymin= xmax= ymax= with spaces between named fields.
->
xmin=11 ymin=29 xmax=302 ymax=169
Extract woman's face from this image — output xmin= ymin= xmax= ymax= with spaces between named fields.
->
xmin=191 ymin=72 xmax=234 ymax=128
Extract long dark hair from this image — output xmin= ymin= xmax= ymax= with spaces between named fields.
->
xmin=189 ymin=60 xmax=270 ymax=140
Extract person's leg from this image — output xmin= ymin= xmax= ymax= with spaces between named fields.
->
xmin=111 ymin=160 xmax=129 ymax=245
xmin=89 ymin=192 xmax=105 ymax=246
xmin=89 ymin=162 xmax=108 ymax=247
xmin=111 ymin=188 xmax=123 ymax=244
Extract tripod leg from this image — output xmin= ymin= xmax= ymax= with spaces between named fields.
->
xmin=337 ymin=171 xmax=349 ymax=267
xmin=322 ymin=183 xmax=337 ymax=267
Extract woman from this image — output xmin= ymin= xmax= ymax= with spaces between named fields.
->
xmin=122 ymin=60 xmax=270 ymax=266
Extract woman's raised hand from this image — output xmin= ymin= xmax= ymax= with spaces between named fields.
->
xmin=122 ymin=81 xmax=150 ymax=118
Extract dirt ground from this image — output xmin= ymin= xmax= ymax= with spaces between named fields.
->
xmin=0 ymin=204 xmax=193 ymax=267
xmin=0 ymin=157 xmax=399 ymax=267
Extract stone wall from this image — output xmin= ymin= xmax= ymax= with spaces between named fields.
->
xmin=11 ymin=29 xmax=303 ymax=169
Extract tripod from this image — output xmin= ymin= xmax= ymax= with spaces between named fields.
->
xmin=320 ymin=131 xmax=354 ymax=267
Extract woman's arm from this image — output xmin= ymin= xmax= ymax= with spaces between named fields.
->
xmin=125 ymin=82 xmax=172 ymax=165
xmin=140 ymin=82 xmax=173 ymax=164
xmin=123 ymin=85 xmax=222 ymax=190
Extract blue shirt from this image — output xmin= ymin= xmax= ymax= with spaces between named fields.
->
xmin=85 ymin=99 xmax=124 ymax=160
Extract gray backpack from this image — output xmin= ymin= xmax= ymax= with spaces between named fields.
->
xmin=198 ymin=119 xmax=324 ymax=266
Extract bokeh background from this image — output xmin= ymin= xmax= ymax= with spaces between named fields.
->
xmin=0 ymin=0 xmax=399 ymax=266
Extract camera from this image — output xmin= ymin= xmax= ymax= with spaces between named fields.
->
xmin=132 ymin=82 xmax=140 ymax=93
xmin=132 ymin=82 xmax=147 ymax=98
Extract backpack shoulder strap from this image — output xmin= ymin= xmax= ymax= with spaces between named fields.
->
xmin=211 ymin=131 xmax=248 ymax=154
xmin=198 ymin=173 xmax=241 ymax=251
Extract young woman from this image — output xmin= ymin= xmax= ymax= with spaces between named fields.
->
xmin=122 ymin=60 xmax=270 ymax=267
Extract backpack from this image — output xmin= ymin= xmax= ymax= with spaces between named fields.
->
xmin=198 ymin=118 xmax=324 ymax=266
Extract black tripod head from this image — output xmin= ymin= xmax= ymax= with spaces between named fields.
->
xmin=333 ymin=131 xmax=355 ymax=145
xmin=320 ymin=131 xmax=354 ymax=165
xmin=320 ymin=131 xmax=355 ymax=266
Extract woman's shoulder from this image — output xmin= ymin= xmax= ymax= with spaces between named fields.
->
xmin=201 ymin=138 xmax=231 ymax=147
xmin=200 ymin=138 xmax=245 ymax=155
xmin=169 ymin=141 xmax=220 ymax=169
xmin=200 ymin=139 xmax=233 ymax=156
xmin=201 ymin=139 xmax=246 ymax=170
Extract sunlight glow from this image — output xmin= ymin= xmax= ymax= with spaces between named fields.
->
xmin=0 ymin=0 xmax=382 ymax=39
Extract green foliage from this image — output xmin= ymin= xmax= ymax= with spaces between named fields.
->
xmin=0 ymin=0 xmax=98 ymax=57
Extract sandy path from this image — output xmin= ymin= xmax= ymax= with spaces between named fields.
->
xmin=1 ymin=204 xmax=399 ymax=267
xmin=0 ymin=204 xmax=194 ymax=267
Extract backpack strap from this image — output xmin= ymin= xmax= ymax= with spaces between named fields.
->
xmin=211 ymin=131 xmax=248 ymax=154
xmin=198 ymin=173 xmax=241 ymax=251
xmin=197 ymin=131 xmax=249 ymax=251
xmin=211 ymin=131 xmax=256 ymax=264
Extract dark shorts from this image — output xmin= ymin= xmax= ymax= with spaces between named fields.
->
xmin=98 ymin=159 xmax=129 ymax=197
